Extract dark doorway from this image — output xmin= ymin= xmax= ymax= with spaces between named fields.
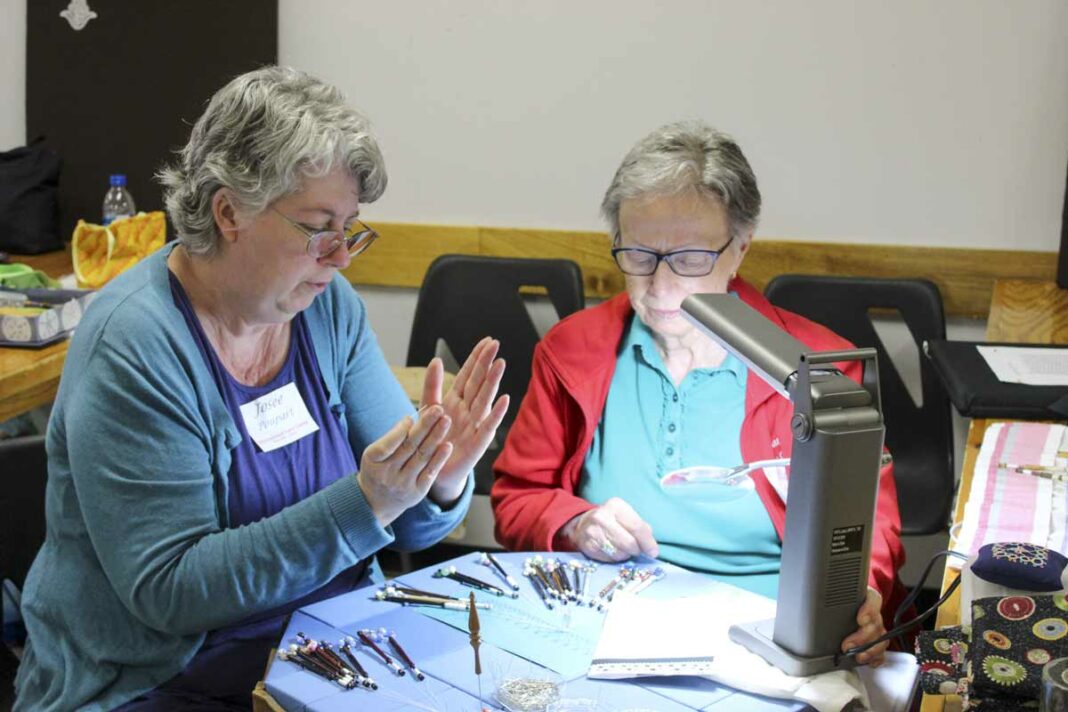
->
xmin=28 ymin=1 xmax=277 ymax=238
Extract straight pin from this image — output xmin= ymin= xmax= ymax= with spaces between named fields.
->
xmin=525 ymin=565 xmax=555 ymax=610
xmin=390 ymin=583 xmax=463 ymax=600
xmin=285 ymin=645 xmax=356 ymax=688
xmin=435 ymin=566 xmax=518 ymax=598
xmin=388 ymin=633 xmax=426 ymax=681
xmin=357 ymin=629 xmax=405 ymax=677
xmin=339 ymin=639 xmax=378 ymax=689
xmin=279 ymin=649 xmax=353 ymax=688
xmin=376 ymin=590 xmax=492 ymax=610
xmin=295 ymin=634 xmax=352 ymax=680
xmin=481 ymin=551 xmax=521 ymax=591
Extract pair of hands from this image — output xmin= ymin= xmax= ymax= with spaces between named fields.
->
xmin=357 ymin=337 xmax=509 ymax=528
xmin=559 ymin=497 xmax=889 ymax=667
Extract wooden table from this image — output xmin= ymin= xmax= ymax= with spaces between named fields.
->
xmin=0 ymin=338 xmax=70 ymax=422
xmin=0 ymin=249 xmax=75 ymax=422
xmin=986 ymin=278 xmax=1068 ymax=344
xmin=920 ymin=279 xmax=1068 ymax=712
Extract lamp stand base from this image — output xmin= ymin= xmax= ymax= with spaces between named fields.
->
xmin=728 ymin=618 xmax=857 ymax=678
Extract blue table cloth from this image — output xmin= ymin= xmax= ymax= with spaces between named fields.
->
xmin=265 ymin=552 xmax=908 ymax=711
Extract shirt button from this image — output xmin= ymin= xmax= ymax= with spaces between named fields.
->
xmin=672 ymin=394 xmax=679 ymax=403
xmin=668 ymin=423 xmax=676 ymax=433
xmin=666 ymin=447 xmax=674 ymax=456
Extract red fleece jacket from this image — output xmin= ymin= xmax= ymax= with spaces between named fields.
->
xmin=491 ymin=278 xmax=908 ymax=624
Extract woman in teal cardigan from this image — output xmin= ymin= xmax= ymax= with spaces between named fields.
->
xmin=14 ymin=67 xmax=508 ymax=711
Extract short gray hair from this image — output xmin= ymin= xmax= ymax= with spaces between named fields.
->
xmin=159 ymin=66 xmax=387 ymax=256
xmin=601 ymin=120 xmax=761 ymax=241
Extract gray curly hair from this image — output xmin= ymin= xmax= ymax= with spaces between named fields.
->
xmin=158 ymin=66 xmax=387 ymax=256
xmin=601 ymin=120 xmax=761 ymax=242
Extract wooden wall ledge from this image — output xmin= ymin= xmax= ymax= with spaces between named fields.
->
xmin=342 ymin=223 xmax=1060 ymax=319
xmin=17 ymin=224 xmax=1058 ymax=320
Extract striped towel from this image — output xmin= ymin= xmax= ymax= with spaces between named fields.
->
xmin=953 ymin=422 xmax=1068 ymax=568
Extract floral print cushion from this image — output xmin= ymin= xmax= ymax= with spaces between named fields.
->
xmin=968 ymin=593 xmax=1068 ymax=700
xmin=916 ymin=626 xmax=968 ymax=695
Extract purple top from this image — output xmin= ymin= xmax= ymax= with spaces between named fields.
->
xmin=116 ymin=273 xmax=371 ymax=708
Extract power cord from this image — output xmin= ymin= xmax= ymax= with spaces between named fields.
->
xmin=835 ymin=549 xmax=969 ymax=664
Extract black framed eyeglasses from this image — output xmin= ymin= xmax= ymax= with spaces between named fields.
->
xmin=611 ymin=234 xmax=734 ymax=277
xmin=272 ymin=208 xmax=379 ymax=260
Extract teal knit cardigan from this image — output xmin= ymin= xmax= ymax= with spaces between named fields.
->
xmin=14 ymin=246 xmax=471 ymax=711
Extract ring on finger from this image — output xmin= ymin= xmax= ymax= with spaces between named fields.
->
xmin=599 ymin=539 xmax=617 ymax=557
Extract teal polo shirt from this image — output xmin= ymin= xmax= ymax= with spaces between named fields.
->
xmin=579 ymin=313 xmax=782 ymax=598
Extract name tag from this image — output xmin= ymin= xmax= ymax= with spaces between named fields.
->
xmin=238 ymin=382 xmax=320 ymax=453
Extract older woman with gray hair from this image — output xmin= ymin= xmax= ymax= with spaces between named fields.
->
xmin=15 ymin=66 xmax=507 ymax=711
xmin=492 ymin=120 xmax=905 ymax=666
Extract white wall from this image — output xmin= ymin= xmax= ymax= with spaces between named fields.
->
xmin=3 ymin=2 xmax=1065 ymax=245
xmin=279 ymin=0 xmax=1068 ymax=250
xmin=1 ymin=0 xmax=1058 ymax=356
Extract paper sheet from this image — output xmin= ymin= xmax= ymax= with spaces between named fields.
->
xmin=588 ymin=582 xmax=774 ymax=679
xmin=976 ymin=344 xmax=1068 ymax=386
xmin=588 ymin=583 xmax=870 ymax=712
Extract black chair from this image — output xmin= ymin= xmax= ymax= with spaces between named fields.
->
xmin=0 ymin=643 xmax=16 ymax=710
xmin=406 ymin=255 xmax=585 ymax=498
xmin=0 ymin=434 xmax=48 ymax=707
xmin=763 ymin=275 xmax=953 ymax=536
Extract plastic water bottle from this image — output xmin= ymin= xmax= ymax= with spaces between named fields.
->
xmin=102 ymin=174 xmax=137 ymax=226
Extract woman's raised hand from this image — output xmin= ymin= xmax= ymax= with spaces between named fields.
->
xmin=357 ymin=337 xmax=507 ymax=525
xmin=357 ymin=406 xmax=454 ymax=527
xmin=420 ymin=337 xmax=509 ymax=507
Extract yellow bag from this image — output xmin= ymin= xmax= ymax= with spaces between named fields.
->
xmin=72 ymin=211 xmax=167 ymax=289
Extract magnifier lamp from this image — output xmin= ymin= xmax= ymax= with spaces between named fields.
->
xmin=682 ymin=293 xmax=885 ymax=677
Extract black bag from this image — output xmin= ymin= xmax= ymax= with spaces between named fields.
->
xmin=924 ymin=339 xmax=1068 ymax=419
xmin=0 ymin=137 xmax=62 ymax=254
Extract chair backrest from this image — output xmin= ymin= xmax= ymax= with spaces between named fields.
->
xmin=406 ymin=255 xmax=585 ymax=492
xmin=0 ymin=434 xmax=48 ymax=590
xmin=763 ymin=275 xmax=953 ymax=536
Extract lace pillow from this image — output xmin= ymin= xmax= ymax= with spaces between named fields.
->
xmin=971 ymin=543 xmax=1068 ymax=592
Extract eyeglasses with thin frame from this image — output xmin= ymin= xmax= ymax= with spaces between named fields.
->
xmin=272 ymin=208 xmax=379 ymax=260
xmin=611 ymin=234 xmax=734 ymax=277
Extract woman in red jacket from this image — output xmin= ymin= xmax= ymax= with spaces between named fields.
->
xmin=491 ymin=121 xmax=906 ymax=667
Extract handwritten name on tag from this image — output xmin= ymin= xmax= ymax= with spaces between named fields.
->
xmin=238 ymin=382 xmax=319 ymax=453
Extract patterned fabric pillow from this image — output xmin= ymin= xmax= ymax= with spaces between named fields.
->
xmin=969 ymin=593 xmax=1068 ymax=701
xmin=971 ymin=542 xmax=1068 ymax=592
xmin=916 ymin=627 xmax=968 ymax=695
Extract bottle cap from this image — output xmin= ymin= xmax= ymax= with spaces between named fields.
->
xmin=109 ymin=174 xmax=127 ymax=186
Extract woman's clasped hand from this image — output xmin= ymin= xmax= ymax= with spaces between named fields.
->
xmin=360 ymin=337 xmax=508 ymax=525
